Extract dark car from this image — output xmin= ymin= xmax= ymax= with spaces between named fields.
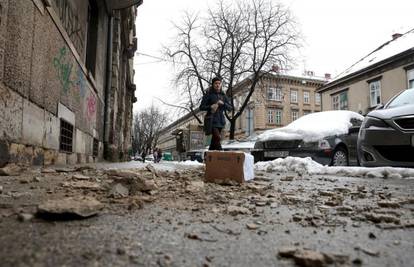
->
xmin=357 ymin=88 xmax=414 ymax=167
xmin=252 ymin=111 xmax=363 ymax=166
xmin=186 ymin=149 xmax=207 ymax=163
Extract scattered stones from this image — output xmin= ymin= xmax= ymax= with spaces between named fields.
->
xmin=37 ymin=196 xmax=104 ymax=219
xmin=278 ymin=246 xmax=297 ymax=258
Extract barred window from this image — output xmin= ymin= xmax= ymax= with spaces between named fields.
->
xmin=60 ymin=119 xmax=73 ymax=153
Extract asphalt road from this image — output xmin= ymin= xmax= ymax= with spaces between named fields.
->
xmin=0 ymin=161 xmax=413 ymax=267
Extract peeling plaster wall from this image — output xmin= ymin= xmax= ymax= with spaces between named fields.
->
xmin=0 ymin=0 xmax=137 ymax=166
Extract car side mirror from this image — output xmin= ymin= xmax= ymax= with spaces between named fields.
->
xmin=374 ymin=103 xmax=384 ymax=110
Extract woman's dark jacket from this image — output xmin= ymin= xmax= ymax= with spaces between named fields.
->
xmin=199 ymin=89 xmax=233 ymax=128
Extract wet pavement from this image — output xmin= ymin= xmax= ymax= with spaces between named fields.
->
xmin=0 ymin=161 xmax=413 ymax=267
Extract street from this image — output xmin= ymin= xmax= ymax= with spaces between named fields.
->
xmin=0 ymin=161 xmax=413 ymax=267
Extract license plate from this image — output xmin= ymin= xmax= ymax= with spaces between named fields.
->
xmin=264 ymin=150 xmax=289 ymax=158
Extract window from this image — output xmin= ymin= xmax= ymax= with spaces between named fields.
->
xmin=86 ymin=0 xmax=99 ymax=76
xmin=332 ymin=91 xmax=348 ymax=110
xmin=291 ymin=110 xmax=299 ymax=121
xmin=303 ymin=110 xmax=311 ymax=116
xmin=275 ymin=109 xmax=282 ymax=125
xmin=407 ymin=69 xmax=414 ymax=88
xmin=267 ymin=109 xmax=282 ymax=125
xmin=60 ymin=119 xmax=74 ymax=153
xmin=303 ymin=91 xmax=310 ymax=104
xmin=267 ymin=87 xmax=283 ymax=101
xmin=315 ymin=93 xmax=321 ymax=105
xmin=53 ymin=0 xmax=85 ymax=55
xmin=267 ymin=109 xmax=274 ymax=124
xmin=290 ymin=89 xmax=298 ymax=103
xmin=369 ymin=80 xmax=381 ymax=107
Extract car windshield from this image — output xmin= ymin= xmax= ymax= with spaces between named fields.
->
xmin=386 ymin=89 xmax=414 ymax=108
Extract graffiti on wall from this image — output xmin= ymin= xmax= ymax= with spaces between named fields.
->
xmin=86 ymin=93 xmax=96 ymax=121
xmin=53 ymin=47 xmax=74 ymax=93
xmin=52 ymin=46 xmax=97 ymax=122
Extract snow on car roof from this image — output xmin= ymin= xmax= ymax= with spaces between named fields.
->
xmin=257 ymin=110 xmax=364 ymax=143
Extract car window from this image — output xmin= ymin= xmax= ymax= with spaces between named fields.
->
xmin=350 ymin=118 xmax=362 ymax=127
xmin=386 ymin=89 xmax=414 ymax=108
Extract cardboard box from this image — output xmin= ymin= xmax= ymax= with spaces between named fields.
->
xmin=205 ymin=151 xmax=254 ymax=183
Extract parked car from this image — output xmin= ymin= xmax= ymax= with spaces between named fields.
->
xmin=358 ymin=88 xmax=414 ymax=167
xmin=186 ymin=149 xmax=208 ymax=163
xmin=252 ymin=110 xmax=364 ymax=166
xmin=221 ymin=139 xmax=256 ymax=153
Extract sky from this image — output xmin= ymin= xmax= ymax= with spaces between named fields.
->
xmin=133 ymin=0 xmax=414 ymax=116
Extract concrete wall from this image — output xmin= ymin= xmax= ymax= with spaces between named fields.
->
xmin=0 ymin=0 xmax=139 ymax=166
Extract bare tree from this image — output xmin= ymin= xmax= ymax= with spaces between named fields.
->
xmin=166 ymin=0 xmax=300 ymax=139
xmin=132 ymin=105 xmax=169 ymax=156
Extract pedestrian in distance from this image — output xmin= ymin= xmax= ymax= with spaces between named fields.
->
xmin=199 ymin=76 xmax=233 ymax=150
xmin=157 ymin=148 xmax=162 ymax=162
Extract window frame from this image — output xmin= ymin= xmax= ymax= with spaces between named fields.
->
xmin=407 ymin=68 xmax=414 ymax=88
xmin=291 ymin=109 xmax=299 ymax=121
xmin=369 ymin=79 xmax=382 ymax=107
xmin=290 ymin=89 xmax=298 ymax=103
xmin=303 ymin=91 xmax=310 ymax=104
xmin=315 ymin=92 xmax=321 ymax=105
xmin=332 ymin=90 xmax=348 ymax=110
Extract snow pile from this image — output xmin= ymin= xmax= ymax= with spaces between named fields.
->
xmin=255 ymin=157 xmax=414 ymax=179
xmin=335 ymin=30 xmax=414 ymax=81
xmin=175 ymin=160 xmax=204 ymax=167
xmin=256 ymin=111 xmax=364 ymax=143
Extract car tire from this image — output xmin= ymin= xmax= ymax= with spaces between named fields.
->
xmin=331 ymin=147 xmax=349 ymax=166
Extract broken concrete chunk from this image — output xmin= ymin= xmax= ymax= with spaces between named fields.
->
xmin=377 ymin=200 xmax=400 ymax=208
xmin=185 ymin=181 xmax=205 ymax=192
xmin=37 ymin=196 xmax=104 ymax=219
xmin=364 ymin=213 xmax=400 ymax=224
xmin=246 ymin=223 xmax=259 ymax=230
xmin=0 ymin=164 xmax=22 ymax=176
xmin=227 ymin=205 xmax=250 ymax=216
xmin=146 ymin=164 xmax=158 ymax=176
xmin=72 ymin=174 xmax=91 ymax=180
xmin=293 ymin=249 xmax=327 ymax=267
xmin=41 ymin=168 xmax=57 ymax=174
xmin=278 ymin=247 xmax=297 ymax=258
xmin=109 ymin=183 xmax=129 ymax=198
xmin=18 ymin=213 xmax=34 ymax=222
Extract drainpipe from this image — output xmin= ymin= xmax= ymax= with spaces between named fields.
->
xmin=103 ymin=15 xmax=113 ymax=160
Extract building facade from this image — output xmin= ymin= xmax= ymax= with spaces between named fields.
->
xmin=317 ymin=31 xmax=414 ymax=115
xmin=0 ymin=0 xmax=141 ymax=167
xmin=231 ymin=73 xmax=325 ymax=139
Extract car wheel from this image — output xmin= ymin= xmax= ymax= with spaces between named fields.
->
xmin=331 ymin=147 xmax=348 ymax=166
